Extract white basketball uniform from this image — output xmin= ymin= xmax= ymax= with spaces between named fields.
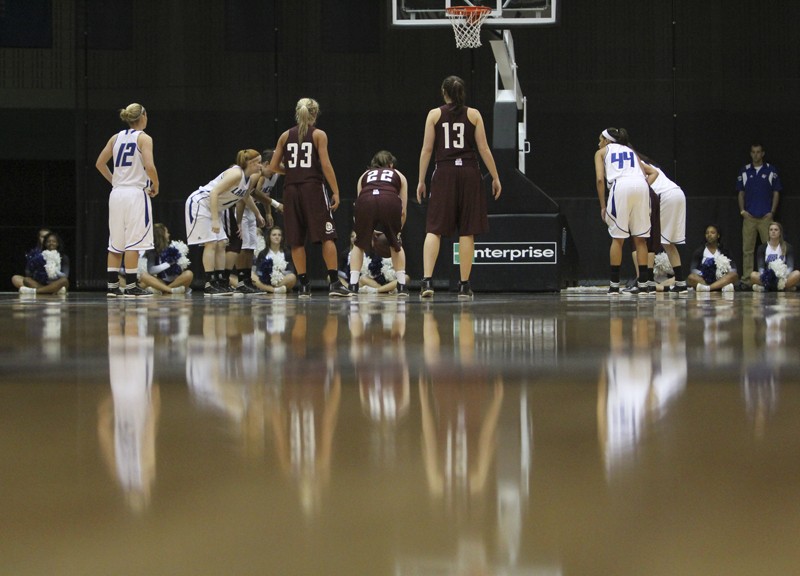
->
xmin=108 ymin=129 xmax=154 ymax=253
xmin=603 ymin=143 xmax=650 ymax=239
xmin=241 ymin=172 xmax=279 ymax=251
xmin=646 ymin=163 xmax=686 ymax=245
xmin=185 ymin=166 xmax=249 ymax=245
xmin=764 ymin=243 xmax=783 ymax=266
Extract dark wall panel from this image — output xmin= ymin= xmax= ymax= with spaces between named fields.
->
xmin=1 ymin=0 xmax=799 ymax=288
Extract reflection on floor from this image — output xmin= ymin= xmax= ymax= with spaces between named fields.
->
xmin=2 ymin=291 xmax=800 ymax=575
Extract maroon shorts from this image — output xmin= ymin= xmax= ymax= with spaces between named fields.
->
xmin=283 ymin=181 xmax=337 ymax=247
xmin=426 ymin=161 xmax=488 ymax=237
xmin=353 ymin=191 xmax=403 ymax=253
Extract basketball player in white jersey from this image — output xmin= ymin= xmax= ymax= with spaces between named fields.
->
xmin=594 ymin=127 xmax=657 ymax=295
xmin=224 ymin=148 xmax=279 ymax=293
xmin=96 ymin=103 xmax=160 ymax=297
xmin=185 ymin=149 xmax=263 ymax=296
xmin=641 ymin=157 xmax=688 ymax=293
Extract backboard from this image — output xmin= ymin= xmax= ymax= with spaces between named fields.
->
xmin=390 ymin=0 xmax=559 ymax=28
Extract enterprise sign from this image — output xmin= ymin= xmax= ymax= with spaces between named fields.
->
xmin=454 ymin=242 xmax=558 ymax=265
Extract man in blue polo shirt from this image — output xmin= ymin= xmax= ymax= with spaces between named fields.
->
xmin=737 ymin=143 xmax=781 ymax=283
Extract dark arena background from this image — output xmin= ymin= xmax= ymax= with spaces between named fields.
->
xmin=1 ymin=0 xmax=798 ymax=289
xmin=5 ymin=4 xmax=800 ymax=575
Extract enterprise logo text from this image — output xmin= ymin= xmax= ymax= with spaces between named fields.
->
xmin=455 ymin=242 xmax=558 ymax=265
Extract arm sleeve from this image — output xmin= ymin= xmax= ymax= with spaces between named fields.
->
xmin=755 ymin=244 xmax=767 ymax=272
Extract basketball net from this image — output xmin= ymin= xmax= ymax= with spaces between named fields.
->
xmin=446 ymin=6 xmax=492 ymax=49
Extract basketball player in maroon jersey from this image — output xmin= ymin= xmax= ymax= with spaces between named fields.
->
xmin=416 ymin=76 xmax=502 ymax=300
xmin=349 ymin=150 xmax=410 ymax=297
xmin=267 ymin=98 xmax=354 ymax=298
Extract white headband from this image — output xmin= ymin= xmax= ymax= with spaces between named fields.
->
xmin=602 ymin=129 xmax=616 ymax=143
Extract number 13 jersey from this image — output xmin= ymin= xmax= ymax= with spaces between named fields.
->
xmin=435 ymin=104 xmax=478 ymax=165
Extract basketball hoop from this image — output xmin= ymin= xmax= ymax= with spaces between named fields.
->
xmin=446 ymin=6 xmax=492 ymax=49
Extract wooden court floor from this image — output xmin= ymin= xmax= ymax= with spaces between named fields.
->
xmin=1 ymin=290 xmax=799 ymax=575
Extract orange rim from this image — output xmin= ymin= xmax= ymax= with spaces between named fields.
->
xmin=445 ymin=6 xmax=492 ymax=16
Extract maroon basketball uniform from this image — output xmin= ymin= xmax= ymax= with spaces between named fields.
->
xmin=427 ymin=104 xmax=488 ymax=237
xmin=354 ymin=167 xmax=403 ymax=253
xmin=279 ymin=125 xmax=337 ymax=247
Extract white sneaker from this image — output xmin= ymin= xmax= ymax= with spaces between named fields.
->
xmin=752 ymin=284 xmax=765 ymax=292
xmin=274 ymin=285 xmax=287 ymax=294
xmin=57 ymin=286 xmax=67 ymax=295
xmin=721 ymin=284 xmax=734 ymax=292
xmin=359 ymin=285 xmax=378 ymax=294
xmin=696 ymin=284 xmax=711 ymax=292
xmin=19 ymin=286 xmax=37 ymax=294
xmin=171 ymin=286 xmax=185 ymax=294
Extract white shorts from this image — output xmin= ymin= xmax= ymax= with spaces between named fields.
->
xmin=108 ymin=186 xmax=154 ymax=253
xmin=658 ymin=188 xmax=686 ymax=244
xmin=605 ymin=177 xmax=650 ymax=239
xmin=240 ymin=210 xmax=258 ymax=251
xmin=185 ymin=190 xmax=228 ymax=246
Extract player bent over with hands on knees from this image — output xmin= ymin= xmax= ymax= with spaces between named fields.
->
xmin=349 ymin=150 xmax=410 ymax=298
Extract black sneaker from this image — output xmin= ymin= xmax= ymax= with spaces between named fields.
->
xmin=123 ymin=285 xmax=153 ymax=298
xmin=234 ymin=281 xmax=260 ymax=295
xmin=215 ymin=280 xmax=235 ymax=296
xmin=107 ymin=286 xmax=124 ymax=297
xmin=457 ymin=282 xmax=474 ymax=300
xmin=396 ymin=284 xmax=409 ymax=298
xmin=647 ymin=281 xmax=657 ymax=295
xmin=667 ymin=284 xmax=688 ymax=295
xmin=204 ymin=283 xmax=227 ymax=297
xmin=298 ymin=283 xmax=311 ymax=299
xmin=348 ymin=284 xmax=359 ymax=293
xmin=329 ymin=282 xmax=356 ymax=298
xmin=420 ymin=278 xmax=434 ymax=298
xmin=622 ymin=283 xmax=646 ymax=296
xmin=608 ymin=286 xmax=620 ymax=295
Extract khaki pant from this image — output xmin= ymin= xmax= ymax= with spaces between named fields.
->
xmin=742 ymin=215 xmax=772 ymax=278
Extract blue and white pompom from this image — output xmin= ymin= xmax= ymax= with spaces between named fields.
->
xmin=362 ymin=255 xmax=396 ymax=285
xmin=161 ymin=240 xmax=191 ymax=276
xmin=713 ymin=252 xmax=731 ymax=279
xmin=43 ymin=250 xmax=62 ymax=280
xmin=257 ymin=250 xmax=287 ymax=286
xmin=763 ymin=258 xmax=789 ymax=291
xmin=270 ymin=251 xmax=287 ymax=286
xmin=380 ymin=258 xmax=397 ymax=283
xmin=26 ymin=248 xmax=62 ymax=285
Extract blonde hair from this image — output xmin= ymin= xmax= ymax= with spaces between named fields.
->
xmin=295 ymin=98 xmax=319 ymax=141
xmin=119 ymin=103 xmax=146 ymax=125
xmin=235 ymin=149 xmax=261 ymax=169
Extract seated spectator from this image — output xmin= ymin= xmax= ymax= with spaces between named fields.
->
xmin=750 ymin=222 xmax=800 ymax=291
xmin=687 ymin=224 xmax=739 ymax=292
